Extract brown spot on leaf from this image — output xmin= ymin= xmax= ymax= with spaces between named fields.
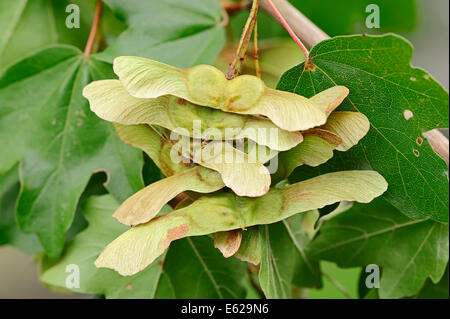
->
xmin=416 ymin=137 xmax=423 ymax=146
xmin=413 ymin=149 xmax=420 ymax=157
xmin=304 ymin=59 xmax=316 ymax=71
xmin=125 ymin=284 xmax=132 ymax=290
xmin=177 ymin=98 xmax=187 ymax=105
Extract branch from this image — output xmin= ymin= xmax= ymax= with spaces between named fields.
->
xmin=260 ymin=0 xmax=449 ymax=165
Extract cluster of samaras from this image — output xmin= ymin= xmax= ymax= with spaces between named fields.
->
xmin=83 ymin=57 xmax=387 ymax=276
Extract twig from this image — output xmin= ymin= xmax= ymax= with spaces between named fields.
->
xmin=264 ymin=0 xmax=309 ymax=58
xmin=253 ymin=20 xmax=261 ymax=78
xmin=84 ymin=0 xmax=102 ymax=56
xmin=260 ymin=0 xmax=449 ymax=165
xmin=227 ymin=0 xmax=260 ymax=79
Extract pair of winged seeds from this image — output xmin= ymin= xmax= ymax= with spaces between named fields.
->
xmin=82 ymin=57 xmax=387 ymax=276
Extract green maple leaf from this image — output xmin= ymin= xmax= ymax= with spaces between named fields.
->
xmin=277 ymin=34 xmax=449 ymax=223
xmin=41 ymin=195 xmax=247 ymax=299
xmin=414 ymin=265 xmax=449 ymax=299
xmin=0 ymin=46 xmax=144 ymax=257
xmin=259 ymin=213 xmax=321 ymax=299
xmin=0 ymin=164 xmax=42 ymax=253
xmin=98 ymin=0 xmax=226 ymax=67
xmin=161 ymin=235 xmax=248 ymax=298
xmin=308 ymin=197 xmax=449 ymax=299
xmin=0 ymin=0 xmax=93 ymax=73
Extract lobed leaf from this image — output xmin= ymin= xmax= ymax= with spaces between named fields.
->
xmin=0 ymin=164 xmax=41 ymax=252
xmin=98 ymin=0 xmax=226 ymax=68
xmin=309 ymin=197 xmax=449 ymax=298
xmin=95 ymin=170 xmax=388 ymax=276
xmin=0 ymin=46 xmax=144 ymax=257
xmin=0 ymin=0 xmax=91 ymax=73
xmin=277 ymin=34 xmax=449 ymax=222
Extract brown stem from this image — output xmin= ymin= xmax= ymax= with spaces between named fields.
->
xmin=84 ymin=0 xmax=103 ymax=56
xmin=253 ymin=20 xmax=261 ymax=78
xmin=227 ymin=0 xmax=260 ymax=79
xmin=260 ymin=0 xmax=449 ymax=166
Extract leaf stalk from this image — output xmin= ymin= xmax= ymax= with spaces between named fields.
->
xmin=265 ymin=0 xmax=309 ymax=59
xmin=84 ymin=0 xmax=103 ymax=56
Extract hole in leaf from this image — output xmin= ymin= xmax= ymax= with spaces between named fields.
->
xmin=403 ymin=110 xmax=413 ymax=120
